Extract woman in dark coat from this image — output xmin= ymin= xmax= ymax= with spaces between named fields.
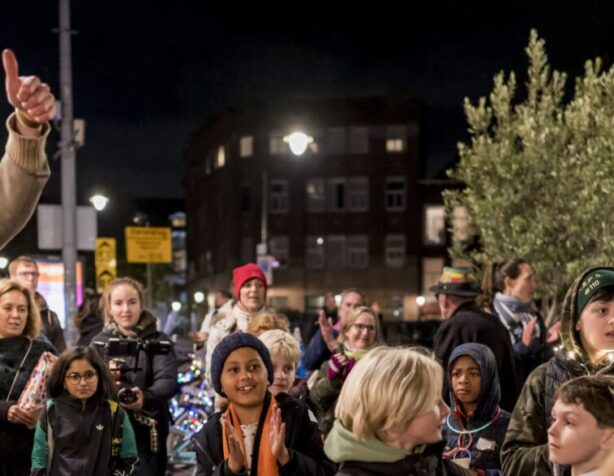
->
xmin=0 ymin=280 xmax=56 ymax=476
xmin=91 ymin=277 xmax=178 ymax=476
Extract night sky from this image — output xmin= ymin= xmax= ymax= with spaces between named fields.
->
xmin=0 ymin=1 xmax=612 ymax=201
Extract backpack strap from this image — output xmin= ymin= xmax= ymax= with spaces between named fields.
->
xmin=109 ymin=400 xmax=124 ymax=459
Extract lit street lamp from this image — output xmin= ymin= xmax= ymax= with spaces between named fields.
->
xmin=283 ymin=132 xmax=313 ymax=156
xmin=89 ymin=194 xmax=109 ymax=211
xmin=193 ymin=291 xmax=205 ymax=304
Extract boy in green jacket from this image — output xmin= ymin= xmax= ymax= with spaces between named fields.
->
xmin=502 ymin=267 xmax=614 ymax=475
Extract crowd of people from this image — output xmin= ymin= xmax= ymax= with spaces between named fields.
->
xmin=2 ymin=50 xmax=614 ymax=476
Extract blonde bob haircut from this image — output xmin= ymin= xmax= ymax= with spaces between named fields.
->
xmin=101 ymin=277 xmax=146 ymax=323
xmin=338 ymin=305 xmax=380 ymax=345
xmin=0 ymin=279 xmax=41 ymax=339
xmin=335 ymin=346 xmax=443 ymax=441
xmin=247 ymin=310 xmax=289 ymax=336
xmin=258 ymin=329 xmax=301 ymax=365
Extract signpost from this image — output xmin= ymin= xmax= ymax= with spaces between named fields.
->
xmin=125 ymin=226 xmax=172 ymax=307
xmin=95 ymin=238 xmax=117 ymax=293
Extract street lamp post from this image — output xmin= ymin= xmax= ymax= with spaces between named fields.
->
xmin=258 ymin=131 xmax=313 ymax=260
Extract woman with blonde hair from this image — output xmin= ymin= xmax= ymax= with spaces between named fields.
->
xmin=0 ymin=279 xmax=57 ymax=476
xmin=311 ymin=306 xmax=380 ymax=435
xmin=324 ymin=346 xmax=469 ymax=475
xmin=90 ymin=276 xmax=177 ymax=476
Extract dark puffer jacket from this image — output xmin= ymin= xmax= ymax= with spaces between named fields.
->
xmin=192 ymin=391 xmax=335 ymax=476
xmin=0 ymin=335 xmax=56 ymax=476
xmin=501 ymin=267 xmax=614 ymax=476
xmin=443 ymin=343 xmax=510 ymax=475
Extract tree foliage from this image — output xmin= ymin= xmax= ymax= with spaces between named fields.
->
xmin=445 ymin=30 xmax=614 ymax=305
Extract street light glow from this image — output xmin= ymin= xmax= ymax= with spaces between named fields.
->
xmin=194 ymin=291 xmax=205 ymax=304
xmin=284 ymin=132 xmax=313 ymax=156
xmin=171 ymin=301 xmax=182 ymax=312
xmin=89 ymin=194 xmax=109 ymax=211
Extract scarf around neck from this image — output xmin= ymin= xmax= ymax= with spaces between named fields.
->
xmin=493 ymin=292 xmax=539 ymax=344
xmin=222 ymin=391 xmax=278 ymax=476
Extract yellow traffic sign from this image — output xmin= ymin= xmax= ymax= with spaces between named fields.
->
xmin=125 ymin=226 xmax=172 ymax=264
xmin=95 ymin=238 xmax=117 ymax=292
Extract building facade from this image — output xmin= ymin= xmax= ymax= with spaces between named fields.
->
xmin=184 ymin=96 xmax=449 ymax=320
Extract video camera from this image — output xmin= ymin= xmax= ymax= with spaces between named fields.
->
xmin=96 ymin=337 xmax=173 ymax=405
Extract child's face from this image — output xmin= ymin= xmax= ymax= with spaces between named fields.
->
xmin=64 ymin=358 xmax=99 ymax=402
xmin=576 ymin=299 xmax=614 ymax=362
xmin=269 ymin=353 xmax=296 ymax=396
xmin=450 ymin=355 xmax=481 ymax=409
xmin=548 ymin=399 xmax=613 ymax=470
xmin=387 ymin=398 xmax=449 ymax=451
xmin=220 ymin=347 xmax=268 ymax=409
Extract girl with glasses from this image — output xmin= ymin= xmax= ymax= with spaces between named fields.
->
xmin=31 ymin=346 xmax=138 ymax=476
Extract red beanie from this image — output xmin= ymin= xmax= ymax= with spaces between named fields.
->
xmin=233 ymin=263 xmax=267 ymax=299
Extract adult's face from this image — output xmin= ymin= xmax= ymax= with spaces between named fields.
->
xmin=504 ymin=263 xmax=537 ymax=302
xmin=0 ymin=290 xmax=28 ymax=338
xmin=109 ymin=284 xmax=143 ymax=335
xmin=238 ymin=278 xmax=266 ymax=314
xmin=12 ymin=263 xmax=39 ymax=295
xmin=339 ymin=291 xmax=364 ymax=324
xmin=345 ymin=312 xmax=377 ymax=350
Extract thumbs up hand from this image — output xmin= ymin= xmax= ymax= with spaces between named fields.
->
xmin=3 ymin=49 xmax=56 ymax=124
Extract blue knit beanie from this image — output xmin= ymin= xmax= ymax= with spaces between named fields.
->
xmin=211 ymin=332 xmax=274 ymax=396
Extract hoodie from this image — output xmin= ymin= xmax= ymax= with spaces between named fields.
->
xmin=324 ymin=420 xmax=471 ymax=476
xmin=501 ymin=267 xmax=614 ymax=476
xmin=443 ymin=343 xmax=510 ymax=476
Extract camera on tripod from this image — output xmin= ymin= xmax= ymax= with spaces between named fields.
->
xmin=96 ymin=337 xmax=173 ymax=405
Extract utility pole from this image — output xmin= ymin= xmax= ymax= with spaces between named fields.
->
xmin=58 ymin=0 xmax=78 ymax=344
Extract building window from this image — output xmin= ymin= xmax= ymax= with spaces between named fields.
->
xmin=270 ymin=296 xmax=289 ymax=309
xmin=269 ymin=133 xmax=288 ymax=155
xmin=269 ymin=180 xmax=288 ymax=214
xmin=215 ymin=146 xmax=226 ymax=169
xmin=270 ymin=235 xmax=289 ymax=268
xmin=385 ymin=234 xmax=406 ymax=268
xmin=386 ymin=125 xmax=407 ymax=153
xmin=327 ymin=178 xmax=346 ymax=212
xmin=452 ymin=206 xmax=470 ymax=242
xmin=306 ymin=178 xmax=325 ymax=213
xmin=385 ymin=177 xmax=406 ymax=211
xmin=423 ymin=257 xmax=445 ymax=295
xmin=305 ymin=236 xmax=325 ymax=269
xmin=347 ymin=235 xmax=368 ymax=269
xmin=348 ymin=127 xmax=369 ymax=154
xmin=347 ymin=177 xmax=369 ymax=212
xmin=326 ymin=235 xmax=346 ymax=269
xmin=424 ymin=205 xmax=446 ymax=245
xmin=326 ymin=127 xmax=346 ymax=154
xmin=240 ymin=136 xmax=253 ymax=157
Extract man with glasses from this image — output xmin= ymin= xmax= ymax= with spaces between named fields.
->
xmin=9 ymin=256 xmax=66 ymax=352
